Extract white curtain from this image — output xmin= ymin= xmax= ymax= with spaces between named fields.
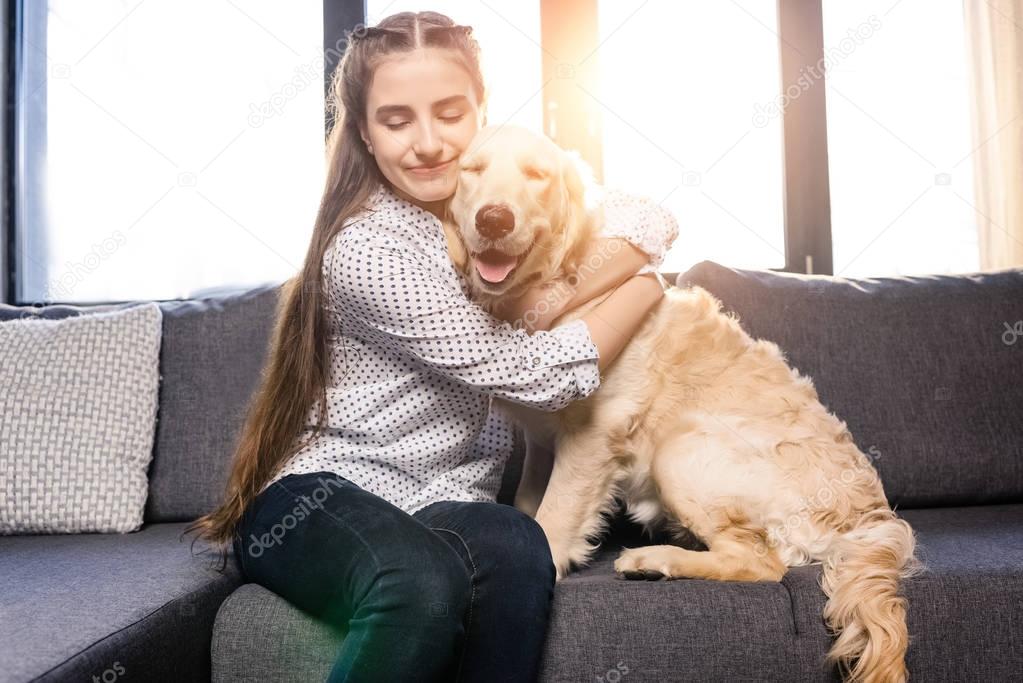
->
xmin=963 ymin=0 xmax=1023 ymax=270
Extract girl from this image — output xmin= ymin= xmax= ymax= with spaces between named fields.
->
xmin=187 ymin=10 xmax=676 ymax=683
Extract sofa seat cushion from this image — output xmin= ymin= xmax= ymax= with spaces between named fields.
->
xmin=210 ymin=503 xmax=1023 ymax=683
xmin=0 ymin=522 xmax=241 ymax=682
xmin=887 ymin=504 xmax=1023 ymax=682
xmin=545 ymin=503 xmax=1023 ymax=682
xmin=212 ymin=583 xmax=345 ymax=682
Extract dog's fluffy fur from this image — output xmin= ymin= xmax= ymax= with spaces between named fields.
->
xmin=445 ymin=125 xmax=925 ymax=683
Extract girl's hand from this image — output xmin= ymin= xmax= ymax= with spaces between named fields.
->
xmin=491 ymin=281 xmax=574 ymax=333
xmin=490 ymin=237 xmax=655 ymax=333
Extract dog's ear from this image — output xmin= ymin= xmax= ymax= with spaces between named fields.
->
xmin=557 ymin=148 xmax=599 ymax=263
xmin=441 ymin=216 xmax=468 ymax=272
xmin=558 ymin=148 xmax=597 ymax=214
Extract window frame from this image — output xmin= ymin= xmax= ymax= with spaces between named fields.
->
xmin=776 ymin=0 xmax=833 ymax=275
xmin=2 ymin=0 xmax=19 ymax=304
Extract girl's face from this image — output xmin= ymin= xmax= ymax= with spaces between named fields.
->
xmin=360 ymin=48 xmax=483 ymax=215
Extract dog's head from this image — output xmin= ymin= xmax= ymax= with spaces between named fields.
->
xmin=446 ymin=125 xmax=600 ymax=302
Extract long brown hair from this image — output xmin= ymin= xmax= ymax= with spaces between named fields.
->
xmin=184 ymin=11 xmax=487 ymax=570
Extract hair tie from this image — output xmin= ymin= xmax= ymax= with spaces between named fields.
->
xmin=346 ymin=22 xmax=473 ymax=47
xmin=346 ymin=25 xmax=402 ymax=43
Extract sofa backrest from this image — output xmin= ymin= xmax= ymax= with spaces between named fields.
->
xmin=143 ymin=284 xmax=281 ymax=522
xmin=676 ymin=261 xmax=1023 ymax=509
xmin=5 ymin=260 xmax=1021 ymax=520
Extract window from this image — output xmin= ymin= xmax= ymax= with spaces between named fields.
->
xmin=16 ymin=0 xmax=324 ymax=303
xmin=596 ymin=0 xmax=786 ymax=274
xmin=4 ymin=0 xmax=991 ymax=305
xmin=822 ymin=0 xmax=978 ymax=277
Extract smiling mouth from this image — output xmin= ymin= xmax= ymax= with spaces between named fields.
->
xmin=409 ymin=159 xmax=453 ymax=172
xmin=472 ymin=248 xmax=523 ymax=284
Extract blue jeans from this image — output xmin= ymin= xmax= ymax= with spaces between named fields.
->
xmin=232 ymin=471 xmax=556 ymax=682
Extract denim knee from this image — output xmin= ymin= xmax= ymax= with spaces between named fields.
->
xmin=491 ymin=506 xmax=557 ymax=585
xmin=371 ymin=538 xmax=472 ymax=625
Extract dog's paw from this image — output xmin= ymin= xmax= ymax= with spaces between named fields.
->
xmin=614 ymin=546 xmax=685 ymax=580
xmin=618 ymin=568 xmax=665 ymax=581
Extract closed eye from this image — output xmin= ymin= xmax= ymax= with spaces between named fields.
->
xmin=460 ymin=164 xmax=484 ymax=174
xmin=523 ymin=167 xmax=549 ymax=181
xmin=384 ymin=114 xmax=464 ymax=131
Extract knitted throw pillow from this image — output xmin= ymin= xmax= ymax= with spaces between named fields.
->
xmin=0 ymin=303 xmax=162 ymax=533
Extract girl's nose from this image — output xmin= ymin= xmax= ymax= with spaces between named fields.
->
xmin=412 ymin=121 xmax=443 ymax=157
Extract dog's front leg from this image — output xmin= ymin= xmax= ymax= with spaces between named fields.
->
xmin=514 ymin=434 xmax=555 ymax=518
xmin=535 ymin=428 xmax=620 ymax=581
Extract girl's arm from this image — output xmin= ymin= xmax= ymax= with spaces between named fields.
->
xmin=330 ymin=222 xmax=604 ymax=413
xmin=579 ymin=272 xmax=665 ymax=373
xmin=494 ymin=188 xmax=679 ymax=332
xmin=494 ymin=271 xmax=666 ymax=373
xmin=491 ymin=237 xmax=650 ymax=332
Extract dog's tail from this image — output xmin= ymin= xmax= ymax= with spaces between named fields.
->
xmin=819 ymin=507 xmax=925 ymax=683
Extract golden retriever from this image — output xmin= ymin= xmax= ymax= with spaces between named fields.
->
xmin=442 ymin=124 xmax=924 ymax=683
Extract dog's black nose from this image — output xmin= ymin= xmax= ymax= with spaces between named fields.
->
xmin=475 ymin=204 xmax=515 ymax=239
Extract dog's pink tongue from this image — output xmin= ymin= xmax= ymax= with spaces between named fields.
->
xmin=474 ymin=249 xmax=517 ymax=283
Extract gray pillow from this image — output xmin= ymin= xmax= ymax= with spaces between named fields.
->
xmin=0 ymin=303 xmax=162 ymax=533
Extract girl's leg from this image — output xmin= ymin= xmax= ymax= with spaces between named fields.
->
xmin=233 ymin=472 xmax=472 ymax=683
xmin=412 ymin=501 xmax=557 ymax=683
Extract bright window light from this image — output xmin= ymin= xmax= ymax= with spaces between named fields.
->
xmin=823 ymin=0 xmax=979 ymax=277
xmin=19 ymin=0 xmax=325 ymax=303
xmin=597 ymin=0 xmax=786 ymax=274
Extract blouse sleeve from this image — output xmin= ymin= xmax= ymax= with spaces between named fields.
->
xmin=328 ymin=222 xmax=601 ymax=412
xmin=596 ymin=187 xmax=680 ymax=274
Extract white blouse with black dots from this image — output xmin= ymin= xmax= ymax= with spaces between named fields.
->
xmin=261 ymin=181 xmax=679 ymax=514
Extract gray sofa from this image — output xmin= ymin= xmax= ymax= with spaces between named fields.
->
xmin=2 ymin=261 xmax=1021 ymax=682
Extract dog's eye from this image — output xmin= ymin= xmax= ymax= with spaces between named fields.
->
xmin=460 ymin=164 xmax=483 ymax=174
xmin=523 ymin=167 xmax=548 ymax=181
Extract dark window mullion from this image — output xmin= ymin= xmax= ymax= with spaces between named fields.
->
xmin=323 ymin=0 xmax=367 ymax=139
xmin=2 ymin=0 xmax=19 ymax=304
xmin=776 ymin=0 xmax=833 ymax=275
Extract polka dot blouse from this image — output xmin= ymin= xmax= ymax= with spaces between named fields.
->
xmin=261 ymin=181 xmax=679 ymax=514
